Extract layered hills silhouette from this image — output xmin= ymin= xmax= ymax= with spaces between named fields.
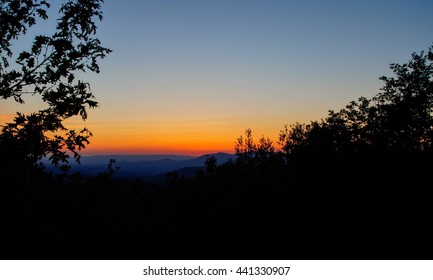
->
xmin=57 ymin=152 xmax=235 ymax=182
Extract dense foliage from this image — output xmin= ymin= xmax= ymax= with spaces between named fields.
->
xmin=0 ymin=0 xmax=111 ymax=174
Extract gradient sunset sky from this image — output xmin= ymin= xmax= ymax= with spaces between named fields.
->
xmin=3 ymin=0 xmax=433 ymax=156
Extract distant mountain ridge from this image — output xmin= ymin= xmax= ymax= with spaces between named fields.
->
xmin=77 ymin=154 xmax=196 ymax=164
xmin=55 ymin=152 xmax=236 ymax=181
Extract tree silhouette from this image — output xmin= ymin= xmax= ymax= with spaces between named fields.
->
xmin=0 ymin=0 xmax=111 ymax=172
xmin=279 ymin=43 xmax=433 ymax=159
xmin=233 ymin=128 xmax=283 ymax=171
xmin=234 ymin=128 xmax=256 ymax=165
xmin=374 ymin=46 xmax=433 ymax=151
xmin=204 ymin=155 xmax=217 ymax=174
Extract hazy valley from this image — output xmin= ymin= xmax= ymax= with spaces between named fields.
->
xmin=48 ymin=153 xmax=236 ymax=183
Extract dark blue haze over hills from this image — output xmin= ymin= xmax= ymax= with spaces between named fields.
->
xmin=48 ymin=153 xmax=236 ymax=183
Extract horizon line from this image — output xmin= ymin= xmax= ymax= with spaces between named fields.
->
xmin=79 ymin=151 xmax=236 ymax=157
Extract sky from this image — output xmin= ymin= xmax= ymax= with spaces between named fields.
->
xmin=2 ymin=0 xmax=433 ymax=156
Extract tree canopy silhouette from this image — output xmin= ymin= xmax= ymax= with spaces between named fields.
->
xmin=0 ymin=0 xmax=111 ymax=173
xmin=278 ymin=44 xmax=433 ymax=160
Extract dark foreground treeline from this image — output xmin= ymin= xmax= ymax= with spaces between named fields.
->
xmin=1 ymin=140 xmax=432 ymax=259
xmin=1 ymin=46 xmax=433 ymax=260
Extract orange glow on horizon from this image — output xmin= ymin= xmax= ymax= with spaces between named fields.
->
xmin=82 ymin=145 xmax=234 ymax=157
xmin=80 ymin=130 xmax=284 ymax=156
xmin=81 ymin=133 xmax=239 ymax=156
xmin=1 ymin=114 xmax=287 ymax=156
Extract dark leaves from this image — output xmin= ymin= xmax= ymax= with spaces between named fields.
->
xmin=1 ymin=0 xmax=111 ymax=170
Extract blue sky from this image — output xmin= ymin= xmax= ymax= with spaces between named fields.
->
xmin=4 ymin=0 xmax=433 ymax=155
